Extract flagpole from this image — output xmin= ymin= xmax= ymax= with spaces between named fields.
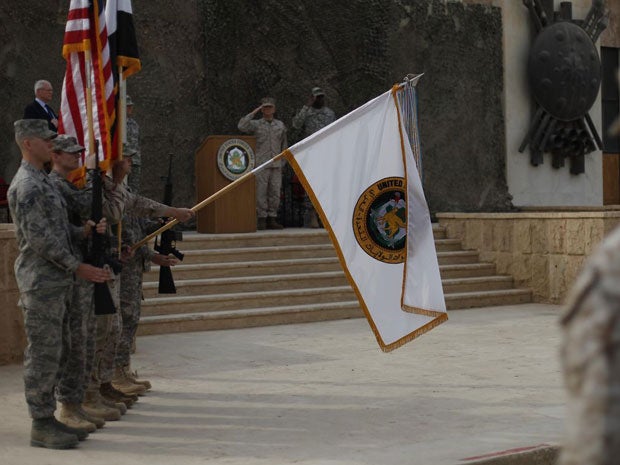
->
xmin=117 ymin=68 xmax=126 ymax=256
xmin=131 ymin=151 xmax=287 ymax=251
xmin=85 ymin=49 xmax=96 ymax=167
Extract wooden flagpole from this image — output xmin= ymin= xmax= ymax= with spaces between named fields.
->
xmin=131 ymin=151 xmax=287 ymax=251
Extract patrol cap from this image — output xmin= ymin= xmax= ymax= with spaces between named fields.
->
xmin=261 ymin=97 xmax=276 ymax=107
xmin=14 ymin=119 xmax=57 ymax=141
xmin=122 ymin=144 xmax=138 ymax=157
xmin=311 ymin=87 xmax=325 ymax=97
xmin=126 ymin=95 xmax=134 ymax=106
xmin=53 ymin=134 xmax=85 ymax=153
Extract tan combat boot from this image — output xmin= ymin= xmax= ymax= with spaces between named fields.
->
xmin=112 ymin=366 xmax=147 ymax=396
xmin=82 ymin=389 xmax=122 ymax=421
xmin=75 ymin=405 xmax=105 ymax=429
xmin=126 ymin=367 xmax=152 ymax=391
xmin=31 ymin=417 xmax=79 ymax=449
xmin=57 ymin=402 xmax=96 ymax=433
xmin=266 ymin=217 xmax=283 ymax=230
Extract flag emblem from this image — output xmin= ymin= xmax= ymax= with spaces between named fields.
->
xmin=217 ymin=139 xmax=255 ymax=181
xmin=353 ymin=176 xmax=407 ymax=264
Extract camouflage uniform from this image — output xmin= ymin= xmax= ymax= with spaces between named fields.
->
xmin=292 ymin=104 xmax=336 ymax=222
xmin=238 ymin=113 xmax=288 ymax=218
xmin=8 ymin=160 xmax=81 ymax=419
xmin=48 ymin=170 xmax=125 ymax=404
xmin=560 ymin=226 xmax=620 ymax=465
xmin=126 ymin=116 xmax=141 ymax=194
xmin=113 ymin=189 xmax=167 ymax=372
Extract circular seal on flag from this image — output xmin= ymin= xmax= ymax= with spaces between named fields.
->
xmin=352 ymin=177 xmax=407 ymax=264
xmin=217 ymin=139 xmax=255 ymax=181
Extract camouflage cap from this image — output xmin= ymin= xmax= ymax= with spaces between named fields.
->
xmin=311 ymin=87 xmax=325 ymax=97
xmin=126 ymin=95 xmax=134 ymax=106
xmin=14 ymin=119 xmax=57 ymax=140
xmin=261 ymin=97 xmax=276 ymax=107
xmin=53 ymin=134 xmax=85 ymax=153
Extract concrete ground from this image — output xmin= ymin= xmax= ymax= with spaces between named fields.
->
xmin=0 ymin=303 xmax=565 ymax=465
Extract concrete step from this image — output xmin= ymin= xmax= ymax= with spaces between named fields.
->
xmin=441 ymin=276 xmax=515 ymax=294
xmin=143 ymin=271 xmax=349 ymax=298
xmin=173 ymin=225 xmax=448 ymax=250
xmin=439 ymin=263 xmax=497 ymax=279
xmin=142 ymin=286 xmax=357 ymax=316
xmin=436 ymin=250 xmax=480 ymax=265
xmin=137 ymin=301 xmax=364 ymax=336
xmin=145 ymin=257 xmax=343 ymax=280
xmin=434 ymin=238 xmax=463 ymax=252
xmin=446 ymin=288 xmax=533 ymax=310
xmin=180 ymin=244 xmax=336 ymax=264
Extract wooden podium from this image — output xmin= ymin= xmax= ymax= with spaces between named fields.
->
xmin=195 ymin=135 xmax=256 ymax=233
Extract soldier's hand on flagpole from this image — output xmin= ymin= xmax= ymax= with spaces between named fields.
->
xmin=112 ymin=158 xmax=131 ymax=184
xmin=76 ymin=263 xmax=112 ymax=283
xmin=170 ymin=207 xmax=194 ymax=223
xmin=83 ymin=217 xmax=108 ymax=237
xmin=151 ymin=253 xmax=179 ymax=267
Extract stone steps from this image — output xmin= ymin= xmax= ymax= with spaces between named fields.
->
xmin=137 ymin=226 xmax=532 ymax=336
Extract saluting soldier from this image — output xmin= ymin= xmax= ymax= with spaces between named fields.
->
xmin=8 ymin=120 xmax=110 ymax=449
xmin=238 ymin=97 xmax=288 ymax=230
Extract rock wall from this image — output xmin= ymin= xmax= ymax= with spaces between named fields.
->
xmin=0 ymin=0 xmax=509 ymax=213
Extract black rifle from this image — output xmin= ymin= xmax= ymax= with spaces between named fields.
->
xmin=87 ymin=140 xmax=121 ymax=314
xmin=154 ymin=153 xmax=184 ymax=294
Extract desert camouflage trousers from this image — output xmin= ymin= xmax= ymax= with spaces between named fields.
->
xmin=115 ymin=258 xmax=143 ymax=368
xmin=20 ymin=285 xmax=72 ymax=419
xmin=256 ymin=167 xmax=282 ymax=218
xmin=56 ymin=278 xmax=95 ymax=404
xmin=90 ymin=272 xmax=121 ymax=386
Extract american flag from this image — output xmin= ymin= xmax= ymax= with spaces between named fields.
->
xmin=59 ymin=0 xmax=116 ymax=183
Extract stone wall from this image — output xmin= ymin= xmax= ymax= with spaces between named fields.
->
xmin=0 ymin=225 xmax=25 ymax=365
xmin=0 ymin=0 xmax=510 ymax=214
xmin=437 ymin=211 xmax=620 ymax=303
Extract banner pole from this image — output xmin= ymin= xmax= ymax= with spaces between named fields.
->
xmin=131 ymin=151 xmax=287 ymax=251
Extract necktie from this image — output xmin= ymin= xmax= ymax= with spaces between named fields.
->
xmin=45 ymin=104 xmax=54 ymax=118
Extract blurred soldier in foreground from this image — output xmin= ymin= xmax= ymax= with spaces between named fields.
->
xmin=8 ymin=120 xmax=110 ymax=449
xmin=292 ymin=87 xmax=335 ymax=228
xmin=559 ymin=85 xmax=620 ymax=465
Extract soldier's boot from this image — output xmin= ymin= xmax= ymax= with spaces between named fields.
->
xmin=257 ymin=217 xmax=267 ymax=230
xmin=266 ymin=217 xmax=284 ymax=230
xmin=100 ymin=382 xmax=136 ymax=408
xmin=303 ymin=211 xmax=320 ymax=228
xmin=99 ymin=395 xmax=127 ymax=415
xmin=57 ymin=402 xmax=96 ymax=433
xmin=76 ymin=405 xmax=105 ymax=429
xmin=126 ymin=367 xmax=152 ymax=390
xmin=82 ymin=390 xmax=121 ymax=421
xmin=31 ymin=417 xmax=79 ymax=449
xmin=52 ymin=417 xmax=89 ymax=441
xmin=112 ymin=366 xmax=148 ymax=396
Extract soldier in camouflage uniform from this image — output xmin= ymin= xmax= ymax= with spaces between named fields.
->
xmin=238 ymin=97 xmax=288 ymax=230
xmin=559 ymin=81 xmax=620 ymax=465
xmin=125 ymin=95 xmax=141 ymax=194
xmin=8 ymin=120 xmax=111 ymax=449
xmin=292 ymin=87 xmax=336 ymax=228
xmin=106 ymin=149 xmax=194 ymax=395
xmin=49 ymin=135 xmax=127 ymax=430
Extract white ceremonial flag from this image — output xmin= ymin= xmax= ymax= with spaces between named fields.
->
xmin=284 ymin=85 xmax=447 ymax=351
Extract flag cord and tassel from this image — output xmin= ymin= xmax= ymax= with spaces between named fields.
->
xmin=130 ymin=151 xmax=287 ymax=251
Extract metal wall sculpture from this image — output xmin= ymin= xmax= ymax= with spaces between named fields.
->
xmin=520 ymin=0 xmax=608 ymax=174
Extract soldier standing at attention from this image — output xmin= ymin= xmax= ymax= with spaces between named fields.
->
xmin=238 ymin=97 xmax=288 ymax=230
xmin=8 ymin=120 xmax=110 ymax=449
xmin=292 ymin=87 xmax=335 ymax=228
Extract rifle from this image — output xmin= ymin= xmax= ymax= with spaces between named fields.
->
xmin=88 ymin=140 xmax=122 ymax=314
xmin=154 ymin=153 xmax=184 ymax=294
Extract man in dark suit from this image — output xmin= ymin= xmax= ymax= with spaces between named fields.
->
xmin=23 ymin=80 xmax=59 ymax=132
